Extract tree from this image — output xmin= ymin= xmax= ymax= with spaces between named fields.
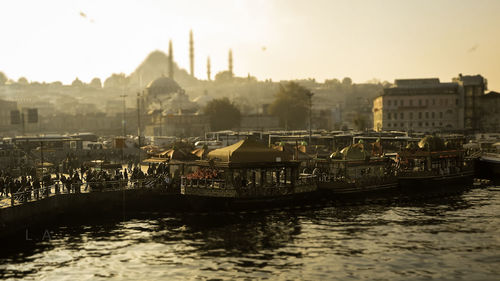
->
xmin=0 ymin=72 xmax=7 ymax=85
xmin=90 ymin=77 xmax=102 ymax=89
xmin=18 ymin=77 xmax=28 ymax=85
xmin=353 ymin=113 xmax=367 ymax=131
xmin=342 ymin=77 xmax=352 ymax=86
xmin=325 ymin=78 xmax=340 ymax=87
xmin=203 ymin=97 xmax=241 ymax=131
xmin=268 ymin=82 xmax=310 ymax=130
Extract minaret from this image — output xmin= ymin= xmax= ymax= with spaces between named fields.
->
xmin=207 ymin=56 xmax=211 ymax=81
xmin=168 ymin=40 xmax=174 ymax=79
xmin=228 ymin=49 xmax=233 ymax=76
xmin=189 ymin=30 xmax=194 ymax=77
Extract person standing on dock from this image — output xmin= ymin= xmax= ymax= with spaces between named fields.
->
xmin=0 ymin=177 xmax=4 ymax=197
xmin=33 ymin=178 xmax=40 ymax=200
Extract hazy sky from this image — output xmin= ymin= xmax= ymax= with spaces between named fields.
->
xmin=1 ymin=0 xmax=499 ymax=90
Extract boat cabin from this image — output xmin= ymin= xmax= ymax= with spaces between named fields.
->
xmin=397 ymin=136 xmax=472 ymax=177
xmin=180 ymin=139 xmax=317 ymax=198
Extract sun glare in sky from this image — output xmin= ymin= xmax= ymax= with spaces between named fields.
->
xmin=0 ymin=0 xmax=499 ymax=89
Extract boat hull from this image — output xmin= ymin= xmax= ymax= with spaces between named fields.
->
xmin=475 ymin=154 xmax=500 ymax=184
xmin=318 ymin=181 xmax=399 ymax=201
xmin=182 ymin=188 xmax=322 ymax=212
xmin=398 ymin=171 xmax=474 ymax=196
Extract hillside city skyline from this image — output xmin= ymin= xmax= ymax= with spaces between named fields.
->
xmin=0 ymin=0 xmax=499 ymax=90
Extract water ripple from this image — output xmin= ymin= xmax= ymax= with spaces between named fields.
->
xmin=1 ymin=186 xmax=499 ymax=280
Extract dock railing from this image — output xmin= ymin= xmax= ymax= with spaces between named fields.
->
xmin=5 ymin=178 xmax=171 ymax=207
xmin=180 ymin=174 xmax=318 ymax=198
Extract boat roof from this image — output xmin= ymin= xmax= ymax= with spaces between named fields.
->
xmin=208 ymin=138 xmax=290 ymax=164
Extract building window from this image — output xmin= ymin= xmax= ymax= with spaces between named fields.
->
xmin=439 ymin=112 xmax=443 ymax=118
xmin=400 ymin=100 xmax=404 ymax=106
xmin=394 ymin=100 xmax=398 ymax=106
xmin=388 ymin=100 xmax=392 ymax=106
xmin=425 ymin=99 xmax=429 ymax=106
xmin=445 ymin=99 xmax=448 ymax=105
xmin=439 ymin=122 xmax=443 ymax=126
xmin=418 ymin=122 xmax=422 ymax=127
xmin=409 ymin=100 xmax=413 ymax=106
xmin=431 ymin=112 xmax=435 ymax=118
xmin=425 ymin=122 xmax=429 ymax=126
xmin=418 ymin=112 xmax=422 ymax=119
xmin=432 ymin=122 xmax=435 ymax=126
xmin=388 ymin=113 xmax=391 ymax=120
xmin=400 ymin=112 xmax=404 ymax=119
xmin=410 ymin=112 xmax=413 ymax=119
xmin=419 ymin=100 xmax=422 ymax=106
xmin=394 ymin=113 xmax=397 ymax=120
xmin=456 ymin=99 xmax=459 ymax=105
xmin=432 ymin=99 xmax=436 ymax=105
xmin=400 ymin=123 xmax=404 ymax=127
xmin=387 ymin=123 xmax=391 ymax=127
xmin=425 ymin=112 xmax=429 ymax=118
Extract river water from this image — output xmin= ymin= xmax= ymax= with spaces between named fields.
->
xmin=1 ymin=186 xmax=499 ymax=280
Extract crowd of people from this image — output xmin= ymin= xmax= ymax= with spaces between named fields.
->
xmin=0 ymin=171 xmax=42 ymax=199
xmin=0 ymin=162 xmax=181 ymax=203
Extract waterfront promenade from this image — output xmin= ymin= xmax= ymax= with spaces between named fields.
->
xmin=0 ymin=179 xmax=141 ymax=209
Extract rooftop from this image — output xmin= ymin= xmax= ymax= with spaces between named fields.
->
xmin=383 ymin=81 xmax=459 ymax=96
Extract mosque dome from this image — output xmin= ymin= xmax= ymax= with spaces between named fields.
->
xmin=146 ymin=76 xmax=181 ymax=98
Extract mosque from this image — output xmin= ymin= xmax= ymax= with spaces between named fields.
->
xmin=141 ymin=31 xmax=231 ymax=137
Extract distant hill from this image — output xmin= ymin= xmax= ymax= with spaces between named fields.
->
xmin=128 ymin=50 xmax=200 ymax=90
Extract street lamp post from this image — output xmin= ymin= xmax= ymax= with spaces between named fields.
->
xmin=306 ymin=91 xmax=314 ymax=145
xmin=137 ymin=92 xmax=142 ymax=163
xmin=120 ymin=94 xmax=128 ymax=164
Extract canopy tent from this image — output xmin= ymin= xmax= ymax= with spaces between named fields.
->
xmin=141 ymin=145 xmax=161 ymax=155
xmin=208 ymin=139 xmax=290 ymax=163
xmin=272 ymin=144 xmax=313 ymax=161
xmin=143 ymin=157 xmax=168 ymax=163
xmin=191 ymin=147 xmax=211 ymax=159
xmin=158 ymin=148 xmax=198 ymax=161
xmin=37 ymin=162 xmax=54 ymax=167
xmin=338 ymin=144 xmax=371 ymax=160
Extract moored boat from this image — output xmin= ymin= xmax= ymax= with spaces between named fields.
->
xmin=180 ymin=138 xmax=318 ymax=211
xmin=397 ymin=136 xmax=474 ymax=195
xmin=476 ymin=152 xmax=500 ymax=184
xmin=314 ymin=141 xmax=398 ymax=200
